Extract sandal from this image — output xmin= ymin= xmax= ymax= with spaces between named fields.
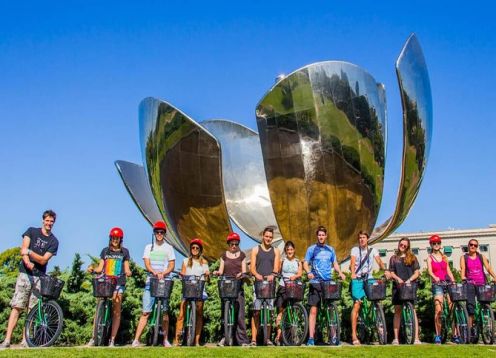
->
xmin=414 ymin=339 xmax=422 ymax=345
xmin=391 ymin=339 xmax=399 ymax=345
xmin=352 ymin=339 xmax=361 ymax=346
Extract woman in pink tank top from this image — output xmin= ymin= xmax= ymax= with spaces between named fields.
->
xmin=426 ymin=235 xmax=455 ymax=344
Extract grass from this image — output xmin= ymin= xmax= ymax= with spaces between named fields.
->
xmin=1 ymin=345 xmax=495 ymax=358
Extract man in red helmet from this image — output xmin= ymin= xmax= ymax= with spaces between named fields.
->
xmin=132 ymin=221 xmax=176 ymax=347
xmin=1 ymin=210 xmax=59 ymax=349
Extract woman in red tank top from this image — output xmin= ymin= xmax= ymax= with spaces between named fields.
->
xmin=426 ymin=235 xmax=455 ymax=344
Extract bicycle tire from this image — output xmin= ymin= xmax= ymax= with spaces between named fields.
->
xmin=357 ymin=311 xmax=367 ymax=344
xmin=324 ymin=302 xmax=339 ymax=345
xmin=373 ymin=302 xmax=387 ymax=345
xmin=25 ymin=300 xmax=64 ymax=347
xmin=400 ymin=301 xmax=416 ymax=345
xmin=152 ymin=299 xmax=162 ymax=346
xmin=224 ymin=300 xmax=234 ymax=346
xmin=261 ymin=302 xmax=269 ymax=346
xmin=93 ymin=299 xmax=110 ymax=346
xmin=281 ymin=302 xmax=308 ymax=346
xmin=480 ymin=304 xmax=494 ymax=345
xmin=185 ymin=301 xmax=196 ymax=347
xmin=453 ymin=302 xmax=469 ymax=344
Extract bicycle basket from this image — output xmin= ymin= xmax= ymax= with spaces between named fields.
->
xmin=476 ymin=284 xmax=496 ymax=302
xmin=255 ymin=280 xmax=276 ymax=299
xmin=285 ymin=280 xmax=304 ymax=301
xmin=40 ymin=275 xmax=65 ymax=299
xmin=321 ymin=281 xmax=341 ymax=301
xmin=150 ymin=277 xmax=174 ymax=299
xmin=92 ymin=276 xmax=116 ymax=298
xmin=364 ymin=280 xmax=386 ymax=301
xmin=398 ymin=282 xmax=418 ymax=301
xmin=218 ymin=278 xmax=241 ymax=299
xmin=182 ymin=277 xmax=205 ymax=300
xmin=448 ymin=283 xmax=467 ymax=301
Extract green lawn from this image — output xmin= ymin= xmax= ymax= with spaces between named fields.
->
xmin=1 ymin=345 xmax=495 ymax=358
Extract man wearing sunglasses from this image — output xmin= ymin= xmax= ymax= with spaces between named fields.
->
xmin=132 ymin=221 xmax=175 ymax=347
xmin=460 ymin=239 xmax=496 ymax=335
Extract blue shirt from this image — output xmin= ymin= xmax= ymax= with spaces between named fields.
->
xmin=304 ymin=244 xmax=336 ymax=283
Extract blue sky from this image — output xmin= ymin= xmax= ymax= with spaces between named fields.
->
xmin=1 ymin=1 xmax=495 ymax=270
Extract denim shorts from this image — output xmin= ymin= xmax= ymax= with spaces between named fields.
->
xmin=142 ymin=285 xmax=169 ymax=313
xmin=431 ymin=283 xmax=444 ymax=297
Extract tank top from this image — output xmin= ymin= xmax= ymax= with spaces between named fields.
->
xmin=465 ymin=254 xmax=485 ymax=286
xmin=222 ymin=251 xmax=246 ymax=277
xmin=256 ymin=245 xmax=275 ymax=277
xmin=430 ymin=254 xmax=448 ymax=281
xmin=280 ymin=258 xmax=299 ymax=286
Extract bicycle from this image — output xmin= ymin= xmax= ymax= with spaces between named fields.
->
xmin=279 ymin=279 xmax=308 ymax=346
xmin=468 ymin=282 xmax=495 ymax=344
xmin=217 ymin=275 xmax=245 ymax=346
xmin=181 ymin=274 xmax=206 ymax=346
xmin=396 ymin=281 xmax=418 ymax=344
xmin=147 ymin=275 xmax=176 ymax=346
xmin=433 ymin=281 xmax=470 ymax=344
xmin=91 ymin=274 xmax=117 ymax=346
xmin=356 ymin=278 xmax=387 ymax=345
xmin=314 ymin=279 xmax=341 ymax=345
xmin=254 ymin=276 xmax=277 ymax=346
xmin=24 ymin=270 xmax=65 ymax=347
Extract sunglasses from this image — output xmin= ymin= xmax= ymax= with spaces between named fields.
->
xmin=110 ymin=236 xmax=121 ymax=241
xmin=469 ymin=243 xmax=478 ymax=248
xmin=399 ymin=243 xmax=409 ymax=249
xmin=229 ymin=242 xmax=240 ymax=247
xmin=191 ymin=246 xmax=200 ymax=251
xmin=154 ymin=230 xmax=166 ymax=235
xmin=431 ymin=242 xmax=441 ymax=246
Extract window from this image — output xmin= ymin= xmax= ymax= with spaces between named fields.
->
xmin=461 ymin=245 xmax=468 ymax=253
xmin=480 ymin=244 xmax=489 ymax=252
xmin=379 ymin=249 xmax=387 ymax=257
xmin=412 ymin=248 xmax=419 ymax=255
xmin=444 ymin=246 xmax=453 ymax=256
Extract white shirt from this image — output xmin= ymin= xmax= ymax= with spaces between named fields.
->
xmin=351 ymin=246 xmax=379 ymax=279
xmin=143 ymin=241 xmax=175 ymax=283
xmin=183 ymin=259 xmax=209 ymax=278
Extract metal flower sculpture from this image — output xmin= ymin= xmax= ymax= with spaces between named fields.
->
xmin=116 ymin=34 xmax=432 ymax=261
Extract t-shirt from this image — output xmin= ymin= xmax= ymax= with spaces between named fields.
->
xmin=280 ymin=258 xmax=299 ymax=286
xmin=304 ymin=244 xmax=336 ymax=283
xmin=100 ymin=247 xmax=130 ymax=286
xmin=351 ymin=246 xmax=379 ymax=279
xmin=19 ymin=227 xmax=59 ymax=276
xmin=143 ymin=241 xmax=175 ymax=284
xmin=183 ymin=259 xmax=209 ymax=278
xmin=388 ymin=255 xmax=420 ymax=282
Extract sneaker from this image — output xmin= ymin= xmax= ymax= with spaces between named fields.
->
xmin=274 ymin=339 xmax=281 ymax=346
xmin=131 ymin=340 xmax=141 ymax=348
xmin=414 ymin=339 xmax=422 ymax=345
xmin=249 ymin=341 xmax=257 ymax=347
xmin=267 ymin=340 xmax=274 ymax=346
xmin=217 ymin=338 xmax=225 ymax=347
xmin=451 ymin=336 xmax=461 ymax=344
xmin=19 ymin=340 xmax=28 ymax=348
xmin=434 ymin=335 xmax=442 ymax=344
xmin=0 ymin=341 xmax=10 ymax=349
xmin=307 ymin=338 xmax=315 ymax=346
xmin=87 ymin=339 xmax=95 ymax=347
xmin=391 ymin=339 xmax=399 ymax=345
xmin=163 ymin=339 xmax=171 ymax=348
xmin=108 ymin=339 xmax=115 ymax=347
xmin=241 ymin=343 xmax=250 ymax=347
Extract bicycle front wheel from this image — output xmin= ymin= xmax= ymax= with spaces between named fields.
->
xmin=401 ymin=302 xmax=416 ymax=345
xmin=152 ymin=299 xmax=162 ymax=346
xmin=326 ymin=302 xmax=340 ymax=345
xmin=185 ymin=301 xmax=196 ymax=347
xmin=281 ymin=302 xmax=308 ymax=346
xmin=261 ymin=302 xmax=270 ymax=345
xmin=373 ymin=302 xmax=387 ymax=345
xmin=25 ymin=300 xmax=64 ymax=347
xmin=453 ymin=303 xmax=469 ymax=344
xmin=94 ymin=299 xmax=111 ymax=346
xmin=480 ymin=304 xmax=494 ymax=345
xmin=223 ymin=300 xmax=234 ymax=346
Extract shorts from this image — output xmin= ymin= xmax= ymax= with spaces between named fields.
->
xmin=351 ymin=279 xmax=366 ymax=301
xmin=431 ymin=283 xmax=445 ymax=297
xmin=142 ymin=285 xmax=169 ymax=313
xmin=465 ymin=283 xmax=476 ymax=316
xmin=275 ymin=287 xmax=288 ymax=309
xmin=10 ymin=273 xmax=40 ymax=310
xmin=307 ymin=283 xmax=322 ymax=307
xmin=253 ymin=285 xmax=274 ymax=310
xmin=114 ymin=285 xmax=126 ymax=295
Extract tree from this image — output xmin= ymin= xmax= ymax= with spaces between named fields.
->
xmin=0 ymin=247 xmax=21 ymax=277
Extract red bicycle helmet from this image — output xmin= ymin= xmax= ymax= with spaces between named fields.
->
xmin=429 ymin=234 xmax=441 ymax=244
xmin=190 ymin=238 xmax=203 ymax=248
xmin=226 ymin=232 xmax=240 ymax=243
xmin=109 ymin=227 xmax=124 ymax=238
xmin=153 ymin=221 xmax=167 ymax=231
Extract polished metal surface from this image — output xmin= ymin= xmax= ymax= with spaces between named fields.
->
xmin=139 ymin=97 xmax=232 ymax=260
xmin=201 ymin=119 xmax=281 ymax=242
xmin=371 ymin=34 xmax=432 ymax=243
xmin=114 ymin=160 xmax=187 ymax=255
xmin=256 ymin=62 xmax=387 ymax=260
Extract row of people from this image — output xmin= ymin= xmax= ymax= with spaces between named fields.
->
xmin=1 ymin=211 xmax=495 ymax=348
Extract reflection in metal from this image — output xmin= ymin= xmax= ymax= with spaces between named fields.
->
xmin=257 ymin=61 xmax=387 ymax=260
xmin=201 ymin=119 xmax=281 ymax=243
xmin=371 ymin=34 xmax=432 ymax=244
xmin=114 ymin=160 xmax=187 ymax=255
xmin=139 ymin=98 xmax=232 ymax=261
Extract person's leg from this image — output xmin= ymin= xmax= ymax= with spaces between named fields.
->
xmin=194 ymin=301 xmax=204 ymax=345
xmin=4 ymin=273 xmax=33 ymax=345
xmin=351 ymin=301 xmax=361 ymax=342
xmin=393 ymin=305 xmax=401 ymax=342
xmin=433 ymin=295 xmax=444 ymax=336
xmin=251 ymin=310 xmax=260 ymax=344
xmin=308 ymin=306 xmax=318 ymax=339
xmin=413 ymin=308 xmax=420 ymax=342
xmin=3 ymin=308 xmax=22 ymax=344
xmin=110 ymin=293 xmax=123 ymax=344
xmin=174 ymin=301 xmax=186 ymax=345
xmin=162 ymin=312 xmax=170 ymax=344
xmin=235 ymin=294 xmax=249 ymax=345
xmin=275 ymin=307 xmax=283 ymax=342
xmin=134 ymin=313 xmax=150 ymax=342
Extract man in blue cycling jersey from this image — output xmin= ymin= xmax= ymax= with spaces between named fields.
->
xmin=303 ymin=226 xmax=345 ymax=346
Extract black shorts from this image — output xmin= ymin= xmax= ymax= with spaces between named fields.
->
xmin=275 ymin=287 xmax=288 ymax=309
xmin=308 ymin=283 xmax=322 ymax=307
xmin=466 ymin=283 xmax=476 ymax=315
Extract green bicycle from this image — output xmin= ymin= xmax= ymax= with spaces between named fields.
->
xmin=24 ymin=272 xmax=65 ymax=347
xmin=279 ymin=279 xmax=308 ymax=346
xmin=217 ymin=275 xmax=245 ymax=346
xmin=255 ymin=277 xmax=277 ymax=345
xmin=356 ymin=278 xmax=387 ymax=345
xmin=313 ymin=279 xmax=341 ymax=345
xmin=397 ymin=282 xmax=418 ymax=344
xmin=469 ymin=282 xmax=495 ymax=344
xmin=147 ymin=276 xmax=175 ymax=346
xmin=181 ymin=275 xmax=205 ymax=346
xmin=91 ymin=275 xmax=117 ymax=346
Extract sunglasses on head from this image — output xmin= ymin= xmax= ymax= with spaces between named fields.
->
xmin=469 ymin=243 xmax=478 ymax=248
xmin=154 ymin=230 xmax=166 ymax=235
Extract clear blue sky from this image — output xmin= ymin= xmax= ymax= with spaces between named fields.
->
xmin=1 ymin=1 xmax=495 ymax=270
